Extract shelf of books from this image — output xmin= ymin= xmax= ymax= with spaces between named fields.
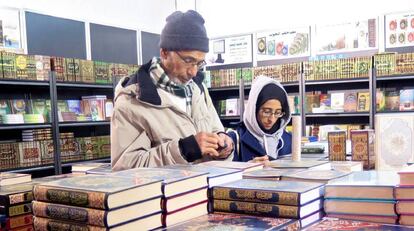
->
xmin=59 ymin=121 xmax=110 ymax=127
xmin=306 ymin=112 xmax=370 ymax=117
xmin=56 ymin=82 xmax=113 ymax=89
xmin=0 ymin=123 xmax=52 ymax=130
xmin=0 ymin=80 xmax=49 ymax=86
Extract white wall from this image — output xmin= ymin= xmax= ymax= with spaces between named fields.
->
xmin=197 ymin=0 xmax=414 ymax=38
xmin=0 ymin=0 xmax=176 ymax=33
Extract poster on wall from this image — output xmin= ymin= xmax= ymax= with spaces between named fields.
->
xmin=314 ymin=18 xmax=377 ymax=55
xmin=385 ymin=12 xmax=414 ymax=49
xmin=0 ymin=8 xmax=21 ymax=49
xmin=256 ymin=27 xmax=310 ymax=61
xmin=206 ymin=34 xmax=252 ymax=67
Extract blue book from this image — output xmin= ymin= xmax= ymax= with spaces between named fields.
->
xmin=66 ymin=100 xmax=82 ymax=115
xmin=164 ymin=213 xmax=300 ymax=231
xmin=212 ymin=178 xmax=324 ymax=206
xmin=160 ymin=164 xmax=242 ymax=188
xmin=33 ymin=174 xmax=162 ymax=210
xmin=325 ymin=171 xmax=399 ymax=200
xmin=112 ymin=168 xmax=208 ymax=197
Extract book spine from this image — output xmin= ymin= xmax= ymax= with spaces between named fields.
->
xmin=212 ymin=199 xmax=300 ymax=219
xmin=33 ymin=185 xmax=106 ymax=209
xmin=1 ymin=202 xmax=33 ymax=217
xmin=212 ymin=188 xmax=300 ymax=206
xmin=6 ymin=225 xmax=34 ymax=231
xmin=6 ymin=214 xmax=33 ymax=229
xmin=34 ymin=216 xmax=106 ymax=231
xmin=6 ymin=191 xmax=34 ymax=206
xmin=32 ymin=201 xmax=106 ymax=227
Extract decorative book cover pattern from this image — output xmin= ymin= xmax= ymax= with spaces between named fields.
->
xmin=351 ymin=129 xmax=375 ymax=170
xmin=328 ymin=131 xmax=346 ymax=161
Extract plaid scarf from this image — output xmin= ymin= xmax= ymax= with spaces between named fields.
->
xmin=149 ymin=57 xmax=193 ymax=114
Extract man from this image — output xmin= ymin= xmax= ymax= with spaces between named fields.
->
xmin=111 ymin=10 xmax=234 ymax=170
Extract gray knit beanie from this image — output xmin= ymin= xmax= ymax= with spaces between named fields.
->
xmin=159 ymin=10 xmax=209 ymax=52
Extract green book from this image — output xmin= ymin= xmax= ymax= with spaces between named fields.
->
xmin=15 ymin=54 xmax=28 ymax=80
xmin=73 ymin=58 xmax=81 ymax=82
xmin=65 ymin=58 xmax=75 ymax=82
xmin=26 ymin=55 xmax=37 ymax=80
xmin=0 ymin=100 xmax=11 ymax=116
xmin=94 ymin=61 xmax=110 ymax=84
xmin=2 ymin=52 xmax=16 ymax=79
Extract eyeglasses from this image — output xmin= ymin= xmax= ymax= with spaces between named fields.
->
xmin=174 ymin=51 xmax=207 ymax=70
xmin=260 ymin=109 xmax=285 ymax=118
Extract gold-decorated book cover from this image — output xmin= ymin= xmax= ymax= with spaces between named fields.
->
xmin=328 ymin=131 xmax=347 ymax=161
xmin=351 ymin=129 xmax=375 ymax=170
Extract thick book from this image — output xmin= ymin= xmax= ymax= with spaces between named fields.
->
xmin=328 ymin=131 xmax=347 ymax=161
xmin=32 ymin=198 xmax=161 ymax=228
xmin=162 ymin=200 xmax=208 ymax=227
xmin=161 ymin=164 xmax=243 ymax=188
xmin=395 ymin=185 xmax=414 ymax=200
xmin=71 ymin=162 xmax=111 ymax=173
xmin=198 ymin=160 xmax=263 ymax=172
xmin=112 ymin=167 xmax=208 ymax=198
xmin=212 ymin=178 xmax=324 ymax=206
xmin=0 ymin=172 xmax=31 ymax=187
xmin=281 ymin=169 xmax=351 ymax=184
xmin=0 ymin=202 xmax=32 ymax=217
xmin=375 ymin=113 xmax=414 ymax=171
xmin=327 ymin=213 xmax=398 ymax=224
xmin=0 ymin=182 xmax=37 ymax=206
xmin=400 ymin=215 xmax=414 ymax=226
xmin=6 ymin=224 xmax=34 ymax=231
xmin=80 ymin=60 xmax=95 ymax=83
xmin=324 ymin=198 xmax=397 ymax=216
xmin=243 ymin=168 xmax=305 ymax=181
xmin=330 ymin=161 xmax=363 ymax=172
xmin=33 ymin=213 xmax=163 ymax=231
xmin=161 ymin=187 xmax=208 ymax=212
xmin=164 ymin=213 xmax=300 ymax=231
xmin=2 ymin=214 xmax=34 ymax=230
xmin=398 ymin=164 xmax=414 ymax=186
xmin=268 ymin=160 xmax=331 ymax=170
xmin=303 ymin=217 xmax=413 ymax=231
xmin=85 ymin=164 xmax=112 ymax=175
xmin=351 ymin=129 xmax=375 ymax=170
xmin=325 ymin=171 xmax=399 ymax=200
xmin=33 ymin=174 xmax=162 ymax=210
xmin=212 ymin=198 xmax=323 ymax=219
xmin=396 ymin=200 xmax=414 ymax=215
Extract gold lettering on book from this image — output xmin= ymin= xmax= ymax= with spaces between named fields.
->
xmin=234 ymin=201 xmax=256 ymax=212
xmin=279 ymin=192 xmax=299 ymax=205
xmin=46 ymin=189 xmax=89 ymax=206
xmin=255 ymin=191 xmax=273 ymax=200
xmin=256 ymin=203 xmax=274 ymax=213
xmin=10 ymin=192 xmax=33 ymax=204
xmin=213 ymin=200 xmax=230 ymax=211
xmin=235 ymin=190 xmax=255 ymax=199
xmin=279 ymin=205 xmax=298 ymax=217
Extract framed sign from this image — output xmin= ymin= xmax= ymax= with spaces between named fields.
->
xmin=314 ymin=18 xmax=377 ymax=55
xmin=206 ymin=34 xmax=252 ymax=67
xmin=385 ymin=11 xmax=414 ymax=49
xmin=256 ymin=27 xmax=310 ymax=61
xmin=0 ymin=8 xmax=21 ymax=50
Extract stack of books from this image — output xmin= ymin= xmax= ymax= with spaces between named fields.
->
xmin=160 ymin=164 xmax=243 ymax=214
xmin=324 ymin=171 xmax=399 ymax=224
xmin=113 ymin=168 xmax=209 ymax=227
xmin=210 ymin=178 xmax=325 ymax=229
xmin=33 ymin=174 xmax=163 ymax=231
xmin=396 ymin=165 xmax=414 ymax=226
xmin=0 ymin=172 xmax=33 ymax=231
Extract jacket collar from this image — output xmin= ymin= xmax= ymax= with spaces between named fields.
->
xmin=124 ymin=59 xmax=205 ymax=106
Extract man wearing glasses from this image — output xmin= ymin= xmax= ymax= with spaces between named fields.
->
xmin=228 ymin=76 xmax=292 ymax=166
xmin=111 ymin=10 xmax=233 ymax=170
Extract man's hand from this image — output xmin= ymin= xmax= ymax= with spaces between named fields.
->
xmin=248 ymin=155 xmax=270 ymax=167
xmin=216 ymin=133 xmax=234 ymax=159
xmin=194 ymin=132 xmax=220 ymax=157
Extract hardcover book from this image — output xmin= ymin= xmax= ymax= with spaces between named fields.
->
xmin=15 ymin=54 xmax=28 ymax=80
xmin=26 ymin=55 xmax=36 ymax=80
xmin=161 ymin=187 xmax=208 ymax=213
xmin=0 ymin=181 xmax=35 ymax=206
xmin=328 ymin=131 xmax=347 ymax=161
xmin=198 ymin=160 xmax=263 ymax=172
xmin=325 ymin=171 xmax=399 ymax=200
xmin=112 ymin=167 xmax=208 ymax=197
xmin=303 ymin=217 xmax=414 ymax=231
xmin=3 ymin=214 xmax=34 ymax=230
xmin=33 ymin=174 xmax=162 ymax=209
xmin=400 ymin=215 xmax=414 ymax=226
xmin=50 ymin=57 xmax=66 ymax=82
xmin=330 ymin=161 xmax=363 ymax=172
xmin=375 ymin=113 xmax=414 ymax=171
xmin=399 ymin=89 xmax=414 ymax=111
xmin=269 ymin=160 xmax=331 ymax=170
xmin=164 ymin=213 xmax=300 ymax=231
xmin=94 ymin=61 xmax=110 ymax=84
xmin=32 ymin=199 xmax=162 ymax=228
xmin=35 ymin=55 xmax=50 ymax=81
xmin=0 ymin=172 xmax=31 ymax=187
xmin=327 ymin=213 xmax=398 ymax=224
xmin=85 ymin=164 xmax=112 ymax=175
xmin=0 ymin=202 xmax=32 ymax=217
xmin=161 ymin=164 xmax=243 ymax=188
xmin=212 ymin=178 xmax=324 ymax=206
xmin=357 ymin=92 xmax=370 ymax=112
xmin=2 ymin=52 xmax=16 ymax=79
xmin=212 ymin=198 xmax=323 ymax=219
xmin=80 ymin=59 xmax=94 ymax=83
xmin=398 ymin=164 xmax=414 ymax=186
xmin=65 ymin=58 xmax=76 ymax=82
xmin=351 ymin=129 xmax=375 ymax=170
xmin=394 ymin=185 xmax=414 ymax=200
xmin=343 ymin=91 xmax=358 ymax=112
xmin=281 ymin=169 xmax=351 ymax=184
xmin=33 ymin=213 xmax=163 ymax=231
xmin=242 ymin=168 xmax=305 ymax=181
xmin=325 ymin=198 xmax=397 ymax=216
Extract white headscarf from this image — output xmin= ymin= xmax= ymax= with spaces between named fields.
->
xmin=243 ymin=76 xmax=291 ymax=159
